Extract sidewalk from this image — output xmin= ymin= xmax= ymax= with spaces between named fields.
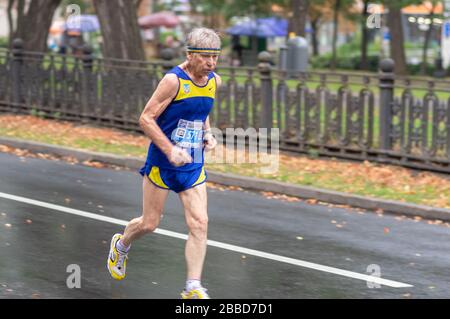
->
xmin=1 ymin=135 xmax=450 ymax=222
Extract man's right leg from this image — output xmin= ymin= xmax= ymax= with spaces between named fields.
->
xmin=107 ymin=176 xmax=169 ymax=280
xmin=121 ymin=177 xmax=169 ymax=245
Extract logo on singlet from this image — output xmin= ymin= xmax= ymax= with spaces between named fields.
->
xmin=183 ymin=83 xmax=190 ymax=94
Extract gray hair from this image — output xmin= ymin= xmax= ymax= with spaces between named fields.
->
xmin=186 ymin=28 xmax=221 ymax=49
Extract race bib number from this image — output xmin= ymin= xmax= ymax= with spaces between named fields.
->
xmin=171 ymin=119 xmax=204 ymax=149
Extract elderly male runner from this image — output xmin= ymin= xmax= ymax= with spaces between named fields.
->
xmin=107 ymin=28 xmax=221 ymax=299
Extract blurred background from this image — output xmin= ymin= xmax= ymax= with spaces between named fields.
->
xmin=0 ymin=0 xmax=449 ymax=76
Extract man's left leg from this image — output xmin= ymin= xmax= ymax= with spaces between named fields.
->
xmin=178 ymin=182 xmax=210 ymax=299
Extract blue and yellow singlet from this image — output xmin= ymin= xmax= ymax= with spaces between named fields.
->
xmin=139 ymin=65 xmax=216 ymax=192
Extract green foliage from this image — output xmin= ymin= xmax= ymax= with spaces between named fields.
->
xmin=160 ymin=31 xmax=177 ymax=43
xmin=307 ymin=149 xmax=320 ymax=158
xmin=0 ymin=37 xmax=8 ymax=48
xmin=311 ymin=33 xmax=381 ymax=71
xmin=221 ymin=36 xmax=231 ymax=49
xmin=192 ymin=0 xmax=286 ymax=21
xmin=311 ymin=24 xmax=449 ymax=76
xmin=406 ymin=64 xmax=450 ymax=76
xmin=311 ymin=54 xmax=380 ymax=72
xmin=312 ymin=52 xmax=450 ymax=76
xmin=30 ymin=109 xmax=46 ymax=119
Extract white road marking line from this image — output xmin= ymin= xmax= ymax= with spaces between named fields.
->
xmin=0 ymin=191 xmax=413 ymax=288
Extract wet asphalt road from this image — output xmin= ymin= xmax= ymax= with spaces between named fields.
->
xmin=0 ymin=151 xmax=449 ymax=299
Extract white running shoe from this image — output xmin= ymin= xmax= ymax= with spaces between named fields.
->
xmin=107 ymin=233 xmax=128 ymax=280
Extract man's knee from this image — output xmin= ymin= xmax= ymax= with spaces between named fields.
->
xmin=188 ymin=216 xmax=208 ymax=236
xmin=139 ymin=217 xmax=159 ymax=234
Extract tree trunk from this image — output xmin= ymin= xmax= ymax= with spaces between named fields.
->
xmin=12 ymin=0 xmax=26 ymax=43
xmin=7 ymin=0 xmax=14 ymax=43
xmin=387 ymin=4 xmax=407 ymax=75
xmin=289 ymin=0 xmax=309 ymax=37
xmin=330 ymin=0 xmax=341 ymax=70
xmin=310 ymin=18 xmax=320 ymax=56
xmin=134 ymin=0 xmax=143 ymax=10
xmin=420 ymin=3 xmax=436 ymax=75
xmin=152 ymin=0 xmax=161 ymax=59
xmin=94 ymin=0 xmax=146 ymax=60
xmin=360 ymin=0 xmax=370 ymax=70
xmin=10 ymin=0 xmax=62 ymax=52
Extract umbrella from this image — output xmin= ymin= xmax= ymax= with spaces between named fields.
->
xmin=65 ymin=14 xmax=100 ymax=33
xmin=258 ymin=17 xmax=288 ymax=36
xmin=138 ymin=11 xmax=180 ymax=29
xmin=226 ymin=17 xmax=287 ymax=38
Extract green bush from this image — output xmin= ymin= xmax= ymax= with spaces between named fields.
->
xmin=0 ymin=37 xmax=9 ymax=48
xmin=311 ymin=54 xmax=380 ymax=72
xmin=311 ymin=54 xmax=450 ymax=76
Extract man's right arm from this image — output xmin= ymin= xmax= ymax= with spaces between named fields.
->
xmin=139 ymin=74 xmax=192 ymax=166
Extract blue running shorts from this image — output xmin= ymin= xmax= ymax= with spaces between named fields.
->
xmin=140 ymin=165 xmax=207 ymax=193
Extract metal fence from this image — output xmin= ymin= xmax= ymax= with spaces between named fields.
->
xmin=0 ymin=39 xmax=171 ymax=130
xmin=1 ymin=38 xmax=450 ymax=173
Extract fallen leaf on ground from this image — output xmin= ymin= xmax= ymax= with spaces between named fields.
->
xmin=82 ymin=160 xmax=106 ymax=168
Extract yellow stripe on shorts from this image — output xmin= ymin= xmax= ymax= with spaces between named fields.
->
xmin=192 ymin=167 xmax=206 ymax=186
xmin=149 ymin=166 xmax=169 ymax=189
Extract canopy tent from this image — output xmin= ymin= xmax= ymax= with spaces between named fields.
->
xmin=138 ymin=11 xmax=180 ymax=29
xmin=226 ymin=17 xmax=287 ymax=38
xmin=226 ymin=17 xmax=288 ymax=66
xmin=65 ymin=14 xmax=100 ymax=33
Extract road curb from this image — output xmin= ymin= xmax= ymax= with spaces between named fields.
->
xmin=1 ymin=136 xmax=450 ymax=221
